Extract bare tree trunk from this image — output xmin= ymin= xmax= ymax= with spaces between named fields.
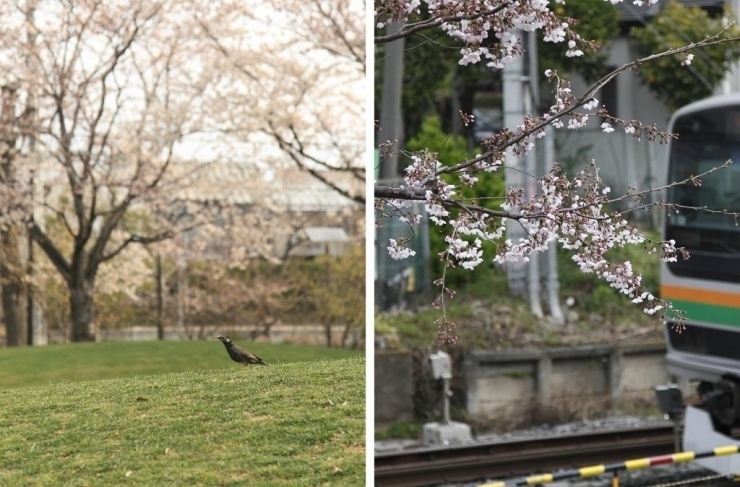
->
xmin=177 ymin=255 xmax=188 ymax=338
xmin=69 ymin=278 xmax=95 ymax=342
xmin=0 ymin=84 xmax=27 ymax=347
xmin=342 ymin=321 xmax=363 ymax=350
xmin=1 ymin=224 xmax=27 ymax=346
xmin=2 ymin=280 xmax=26 ymax=346
xmin=341 ymin=322 xmax=351 ymax=349
xmin=256 ymin=316 xmax=274 ymax=341
xmin=324 ymin=320 xmax=332 ymax=348
xmin=263 ymin=318 xmax=274 ymax=341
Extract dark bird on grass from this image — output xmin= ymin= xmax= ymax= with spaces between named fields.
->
xmin=214 ymin=336 xmax=268 ymax=367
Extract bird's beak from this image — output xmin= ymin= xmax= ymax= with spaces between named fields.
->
xmin=213 ymin=336 xmax=220 ymax=339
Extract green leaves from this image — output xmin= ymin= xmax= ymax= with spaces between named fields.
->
xmin=630 ymin=1 xmax=740 ymax=110
xmin=406 ymin=115 xmax=504 ymax=286
xmin=538 ymin=0 xmax=620 ymax=83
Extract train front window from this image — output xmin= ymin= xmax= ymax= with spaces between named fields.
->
xmin=668 ymin=154 xmax=740 ymax=232
xmin=666 ymin=106 xmax=740 ymax=282
xmin=668 ymin=108 xmax=740 ymax=231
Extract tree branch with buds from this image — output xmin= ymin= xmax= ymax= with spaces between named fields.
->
xmin=375 ymin=0 xmax=740 ymax=343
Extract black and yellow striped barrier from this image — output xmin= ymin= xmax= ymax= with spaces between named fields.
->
xmin=479 ymin=445 xmax=740 ymax=487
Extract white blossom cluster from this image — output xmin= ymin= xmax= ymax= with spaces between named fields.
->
xmin=387 ymin=238 xmax=417 ymax=260
xmin=385 ymin=157 xmax=683 ymax=324
xmin=376 ymin=0 xmax=659 ymax=68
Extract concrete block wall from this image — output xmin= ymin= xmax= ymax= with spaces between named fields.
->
xmin=374 ymin=344 xmax=671 ymax=426
xmin=462 ymin=344 xmax=668 ymax=421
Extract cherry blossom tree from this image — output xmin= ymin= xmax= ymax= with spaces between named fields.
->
xmin=0 ymin=0 xmax=365 ymax=346
xmin=194 ymin=0 xmax=365 ymax=204
xmin=30 ymin=220 xmax=156 ymax=342
xmin=374 ymin=0 xmax=740 ymax=342
xmin=0 ymin=0 xmax=219 ymax=342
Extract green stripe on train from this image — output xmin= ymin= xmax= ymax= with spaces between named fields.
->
xmin=671 ymin=300 xmax=740 ymax=328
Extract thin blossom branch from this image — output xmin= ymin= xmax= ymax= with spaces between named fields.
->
xmin=375 ymin=7 xmax=506 ymax=44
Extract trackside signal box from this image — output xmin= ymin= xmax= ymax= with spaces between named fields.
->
xmin=424 ymin=350 xmax=472 ymax=446
xmin=429 ymin=351 xmax=452 ymax=380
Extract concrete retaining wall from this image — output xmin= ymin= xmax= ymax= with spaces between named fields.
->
xmin=374 ymin=343 xmax=673 ymax=426
xmin=463 ymin=344 xmax=669 ymax=421
xmin=375 ymin=351 xmax=414 ymax=428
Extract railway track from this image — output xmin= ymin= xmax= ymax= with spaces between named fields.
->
xmin=375 ymin=424 xmax=678 ymax=487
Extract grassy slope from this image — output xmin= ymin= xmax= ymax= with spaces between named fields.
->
xmin=378 ymin=229 xmax=665 ymax=350
xmin=0 ymin=340 xmax=360 ymax=389
xmin=0 ymin=357 xmax=364 ymax=486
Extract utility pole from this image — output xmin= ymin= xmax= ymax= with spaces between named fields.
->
xmin=502 ymin=30 xmax=529 ymax=300
xmin=503 ymin=31 xmax=563 ymax=322
xmin=522 ymin=32 xmax=543 ymax=318
xmin=156 ymin=254 xmax=164 ymax=340
xmin=378 ymin=23 xmax=405 ymax=180
xmin=542 ymin=129 xmax=564 ymax=324
xmin=26 ymin=170 xmax=35 ymax=346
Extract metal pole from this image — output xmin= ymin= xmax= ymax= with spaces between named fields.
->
xmin=26 ymin=172 xmax=34 ymax=346
xmin=543 ymin=131 xmax=564 ymax=324
xmin=522 ymin=32 xmax=542 ymax=317
xmin=443 ymin=377 xmax=451 ymax=425
xmin=379 ymin=23 xmax=405 ymax=179
xmin=502 ymin=30 xmax=527 ymax=297
xmin=156 ymin=254 xmax=164 ymax=340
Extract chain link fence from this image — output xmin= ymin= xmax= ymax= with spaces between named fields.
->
xmin=375 ymin=200 xmax=432 ymax=312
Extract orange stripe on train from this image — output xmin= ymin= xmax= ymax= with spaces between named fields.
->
xmin=660 ymin=285 xmax=740 ymax=308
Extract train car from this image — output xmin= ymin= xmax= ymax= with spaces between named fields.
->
xmin=660 ymin=93 xmax=740 ymax=473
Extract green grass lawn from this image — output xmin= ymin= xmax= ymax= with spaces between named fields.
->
xmin=0 ymin=356 xmax=365 ymax=486
xmin=0 ymin=340 xmax=361 ymax=389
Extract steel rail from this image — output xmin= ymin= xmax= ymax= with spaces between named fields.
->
xmin=375 ymin=424 xmax=677 ymax=487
